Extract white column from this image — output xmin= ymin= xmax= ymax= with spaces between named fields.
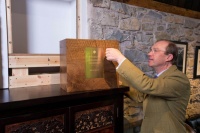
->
xmin=0 ymin=0 xmax=9 ymax=88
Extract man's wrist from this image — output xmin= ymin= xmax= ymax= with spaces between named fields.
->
xmin=116 ymin=57 xmax=126 ymax=69
xmin=117 ymin=56 xmax=126 ymax=64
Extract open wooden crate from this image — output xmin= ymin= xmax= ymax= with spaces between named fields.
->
xmin=8 ymin=54 xmax=60 ymax=88
xmin=5 ymin=0 xmax=80 ymax=88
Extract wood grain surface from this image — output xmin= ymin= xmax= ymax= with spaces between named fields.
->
xmin=60 ymin=39 xmax=119 ymax=92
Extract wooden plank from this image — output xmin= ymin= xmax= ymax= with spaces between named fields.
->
xmin=113 ymin=0 xmax=200 ymax=19
xmin=76 ymin=0 xmax=81 ymax=38
xmin=11 ymin=68 xmax=28 ymax=76
xmin=9 ymin=73 xmax=60 ymax=88
xmin=9 ymin=54 xmax=60 ymax=68
xmin=5 ymin=0 xmax=13 ymax=54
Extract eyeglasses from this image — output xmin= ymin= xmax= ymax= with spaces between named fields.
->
xmin=149 ymin=48 xmax=166 ymax=54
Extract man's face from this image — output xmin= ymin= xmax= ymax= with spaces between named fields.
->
xmin=148 ymin=41 xmax=170 ymax=68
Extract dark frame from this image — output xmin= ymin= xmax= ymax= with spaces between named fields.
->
xmin=153 ymin=0 xmax=200 ymax=12
xmin=173 ymin=41 xmax=188 ymax=74
xmin=193 ymin=46 xmax=200 ymax=78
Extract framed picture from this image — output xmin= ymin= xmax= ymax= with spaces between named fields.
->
xmin=172 ymin=41 xmax=188 ymax=74
xmin=193 ymin=46 xmax=200 ymax=78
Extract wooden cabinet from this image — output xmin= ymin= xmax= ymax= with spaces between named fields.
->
xmin=0 ymin=85 xmax=129 ymax=133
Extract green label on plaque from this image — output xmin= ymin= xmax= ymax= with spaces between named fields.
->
xmin=85 ymin=47 xmax=104 ymax=79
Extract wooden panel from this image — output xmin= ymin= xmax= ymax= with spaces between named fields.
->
xmin=9 ymin=54 xmax=60 ymax=68
xmin=5 ymin=115 xmax=64 ymax=133
xmin=74 ymin=105 xmax=114 ymax=132
xmin=9 ymin=73 xmax=60 ymax=88
xmin=11 ymin=68 xmax=28 ymax=76
xmin=60 ymin=39 xmax=119 ymax=92
xmin=113 ymin=0 xmax=200 ymax=19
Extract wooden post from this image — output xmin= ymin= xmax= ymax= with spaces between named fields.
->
xmin=76 ymin=0 xmax=80 ymax=39
xmin=5 ymin=0 xmax=13 ymax=54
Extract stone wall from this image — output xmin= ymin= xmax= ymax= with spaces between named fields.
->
xmin=87 ymin=0 xmax=200 ymax=130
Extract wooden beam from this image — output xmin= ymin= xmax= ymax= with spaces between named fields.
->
xmin=76 ymin=0 xmax=80 ymax=38
xmin=11 ymin=68 xmax=28 ymax=76
xmin=5 ymin=0 xmax=13 ymax=53
xmin=9 ymin=73 xmax=60 ymax=88
xmin=113 ymin=0 xmax=200 ymax=19
xmin=9 ymin=54 xmax=60 ymax=68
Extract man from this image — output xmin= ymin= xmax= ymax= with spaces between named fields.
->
xmin=106 ymin=40 xmax=190 ymax=133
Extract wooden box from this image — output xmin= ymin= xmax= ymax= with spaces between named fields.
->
xmin=60 ymin=39 xmax=119 ymax=92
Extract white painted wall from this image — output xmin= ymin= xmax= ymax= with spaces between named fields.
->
xmin=11 ymin=0 xmax=77 ymax=53
xmin=0 ymin=0 xmax=89 ymax=88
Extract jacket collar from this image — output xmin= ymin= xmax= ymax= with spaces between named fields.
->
xmin=157 ymin=65 xmax=178 ymax=78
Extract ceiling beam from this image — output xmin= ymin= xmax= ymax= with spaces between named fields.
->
xmin=112 ymin=0 xmax=200 ymax=19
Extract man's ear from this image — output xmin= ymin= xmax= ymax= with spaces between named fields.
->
xmin=166 ymin=54 xmax=173 ymax=62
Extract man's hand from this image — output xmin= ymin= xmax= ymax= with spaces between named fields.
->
xmin=105 ymin=48 xmax=126 ymax=64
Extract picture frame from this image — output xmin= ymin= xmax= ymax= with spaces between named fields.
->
xmin=172 ymin=41 xmax=188 ymax=74
xmin=193 ymin=46 xmax=200 ymax=78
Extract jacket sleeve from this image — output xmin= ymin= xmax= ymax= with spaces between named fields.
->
xmin=117 ymin=59 xmax=190 ymax=99
xmin=119 ymin=75 xmax=146 ymax=103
